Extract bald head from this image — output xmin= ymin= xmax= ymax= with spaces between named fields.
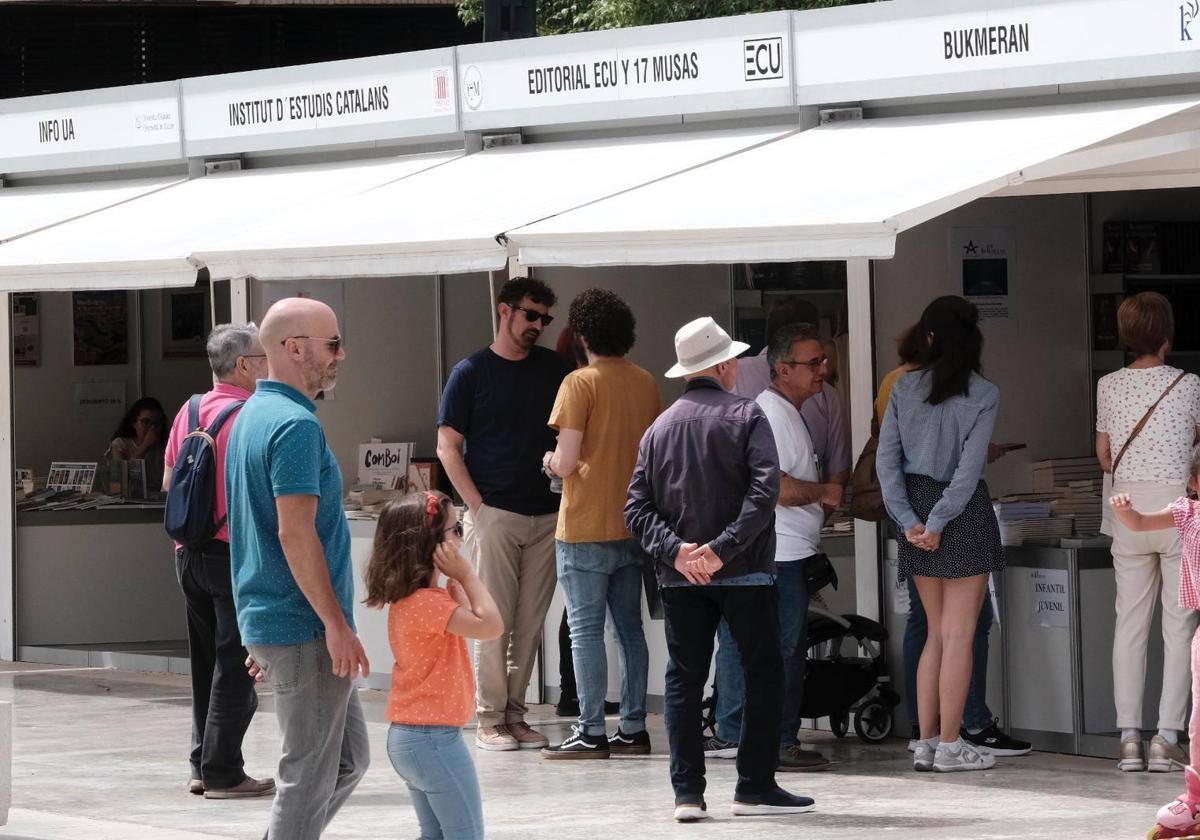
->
xmin=260 ymin=297 xmax=335 ymax=352
xmin=261 ymin=296 xmax=344 ymax=398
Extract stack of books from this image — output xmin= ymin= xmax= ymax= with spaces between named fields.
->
xmin=1031 ymin=457 xmax=1105 ymax=537
xmin=994 ymin=497 xmax=1072 ymax=546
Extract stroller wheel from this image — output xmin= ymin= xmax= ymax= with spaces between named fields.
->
xmin=830 ymin=710 xmax=849 ymax=739
xmin=854 ymin=700 xmax=894 ymax=743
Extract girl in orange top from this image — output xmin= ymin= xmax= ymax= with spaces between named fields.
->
xmin=365 ymin=491 xmax=503 ymax=840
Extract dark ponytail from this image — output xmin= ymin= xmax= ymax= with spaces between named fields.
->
xmin=914 ymin=296 xmax=983 ymax=406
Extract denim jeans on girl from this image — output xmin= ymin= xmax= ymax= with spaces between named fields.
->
xmin=387 ymin=724 xmax=483 ymax=840
xmin=556 ymin=539 xmax=649 ymax=736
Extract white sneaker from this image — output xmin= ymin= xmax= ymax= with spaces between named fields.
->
xmin=674 ymin=802 xmax=709 ymax=822
xmin=913 ymin=738 xmax=937 ymax=772
xmin=933 ymin=738 xmax=995 ymax=773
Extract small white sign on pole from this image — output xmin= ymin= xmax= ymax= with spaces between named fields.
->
xmin=1029 ymin=568 xmax=1070 ymax=628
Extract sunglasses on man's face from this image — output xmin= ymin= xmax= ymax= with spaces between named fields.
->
xmin=282 ymin=335 xmax=343 ymax=354
xmin=510 ymin=304 xmax=554 ymax=327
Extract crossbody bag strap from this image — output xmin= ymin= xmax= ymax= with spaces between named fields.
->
xmin=1112 ymin=370 xmax=1188 ymax=476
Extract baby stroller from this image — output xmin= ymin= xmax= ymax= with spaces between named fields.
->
xmin=702 ymin=556 xmax=899 ymax=744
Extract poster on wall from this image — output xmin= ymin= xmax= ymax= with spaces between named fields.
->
xmin=260 ymin=282 xmax=346 ymax=399
xmin=72 ymin=291 xmax=129 ymax=366
xmin=12 ymin=293 xmax=40 ymax=367
xmin=162 ymin=288 xmax=211 ymax=358
xmin=950 ymin=227 xmax=1014 ymax=321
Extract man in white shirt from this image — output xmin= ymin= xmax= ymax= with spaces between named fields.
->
xmin=733 ymin=297 xmax=851 ymax=492
xmin=708 ymin=323 xmax=842 ymax=771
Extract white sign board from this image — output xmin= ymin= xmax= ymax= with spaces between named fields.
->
xmin=358 ymin=442 xmax=414 ymax=488
xmin=950 ymin=227 xmax=1015 ymax=320
xmin=1029 ymin=568 xmax=1070 ymax=628
xmin=0 ymin=82 xmax=182 ymax=175
xmin=183 ymin=51 xmax=458 ymax=157
xmin=458 ymin=12 xmax=793 ymax=130
xmin=795 ymin=0 xmax=1200 ymax=104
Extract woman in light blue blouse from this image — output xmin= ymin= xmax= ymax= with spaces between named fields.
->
xmin=877 ymin=296 xmax=1003 ymax=774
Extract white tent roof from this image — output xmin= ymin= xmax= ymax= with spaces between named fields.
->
xmin=0 ymin=176 xmax=181 ymax=245
xmin=193 ymin=127 xmax=789 ymax=281
xmin=0 ymin=152 xmax=459 ymax=291
xmin=506 ymin=95 xmax=1200 ymax=267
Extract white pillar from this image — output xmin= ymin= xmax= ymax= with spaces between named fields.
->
xmin=847 ymin=259 xmax=880 ymax=621
xmin=230 ymin=276 xmax=251 ymax=324
xmin=0 ymin=294 xmax=14 ymax=660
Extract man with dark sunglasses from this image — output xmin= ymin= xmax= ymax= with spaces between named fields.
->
xmin=437 ymin=276 xmax=570 ymax=753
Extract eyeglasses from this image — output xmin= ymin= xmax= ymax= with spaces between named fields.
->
xmin=447 ymin=521 xmax=464 ymax=539
xmin=135 ymin=417 xmax=161 ymax=427
xmin=780 ymin=356 xmax=829 ymax=371
xmin=241 ymin=354 xmax=267 ymax=360
xmin=282 ymin=336 xmax=342 ymax=354
xmin=510 ymin=305 xmax=554 ymax=327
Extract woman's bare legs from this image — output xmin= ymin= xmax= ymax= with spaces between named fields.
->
xmin=914 ymin=574 xmax=990 ymax=742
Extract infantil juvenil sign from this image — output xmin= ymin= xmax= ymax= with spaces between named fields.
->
xmin=457 ymin=12 xmax=793 ymax=130
xmin=0 ymin=82 xmax=182 ymax=174
xmin=795 ymin=0 xmax=1200 ymax=105
xmin=183 ymin=51 xmax=457 ymax=157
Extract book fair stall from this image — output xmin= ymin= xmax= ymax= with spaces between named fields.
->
xmin=2 ymin=0 xmax=1200 ymax=756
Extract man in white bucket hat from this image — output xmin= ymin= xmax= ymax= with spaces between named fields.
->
xmin=626 ymin=316 xmax=816 ymax=822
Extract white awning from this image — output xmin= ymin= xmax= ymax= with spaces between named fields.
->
xmin=193 ymin=127 xmax=788 ymax=281
xmin=507 ymin=95 xmax=1200 ymax=267
xmin=0 ymin=152 xmax=459 ymax=292
xmin=0 ymin=176 xmax=181 ymax=245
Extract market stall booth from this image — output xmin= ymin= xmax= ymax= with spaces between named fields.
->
xmin=3 ymin=0 xmax=1200 ymax=756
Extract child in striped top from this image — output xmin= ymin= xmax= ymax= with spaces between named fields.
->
xmin=365 ymin=491 xmax=502 ymax=840
xmin=1111 ymin=446 xmax=1200 ymax=840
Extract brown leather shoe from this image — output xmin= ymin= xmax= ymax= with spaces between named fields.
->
xmin=204 ymin=776 xmax=276 ymax=799
xmin=777 ymin=744 xmax=831 ymax=772
xmin=475 ymin=724 xmax=519 ymax=751
xmin=507 ymin=721 xmax=550 ymax=750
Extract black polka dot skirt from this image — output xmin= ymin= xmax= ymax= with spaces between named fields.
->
xmin=896 ymin=474 xmax=1004 ymax=580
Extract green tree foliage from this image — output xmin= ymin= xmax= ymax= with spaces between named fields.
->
xmin=459 ymin=0 xmax=875 ymax=36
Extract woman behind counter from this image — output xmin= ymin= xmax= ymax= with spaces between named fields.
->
xmin=107 ymin=397 xmax=167 ymax=493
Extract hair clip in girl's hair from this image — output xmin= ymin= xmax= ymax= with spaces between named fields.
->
xmin=425 ymin=492 xmax=439 ymax=524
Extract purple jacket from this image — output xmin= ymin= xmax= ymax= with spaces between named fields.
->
xmin=625 ymin=377 xmax=780 ymax=586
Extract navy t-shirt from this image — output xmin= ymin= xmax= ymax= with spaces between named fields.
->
xmin=438 ymin=346 xmax=569 ymax=516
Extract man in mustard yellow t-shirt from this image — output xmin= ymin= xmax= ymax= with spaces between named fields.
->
xmin=541 ymin=288 xmax=661 ymax=760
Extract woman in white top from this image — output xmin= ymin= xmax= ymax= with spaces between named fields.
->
xmin=1096 ymin=291 xmax=1200 ymax=773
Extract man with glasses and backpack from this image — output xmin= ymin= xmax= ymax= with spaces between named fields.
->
xmin=163 ymin=322 xmax=273 ymax=800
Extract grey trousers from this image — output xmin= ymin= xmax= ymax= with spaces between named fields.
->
xmin=249 ymin=639 xmax=370 ymax=840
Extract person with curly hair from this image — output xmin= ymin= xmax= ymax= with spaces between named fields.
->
xmin=542 ymin=288 xmax=661 ymax=759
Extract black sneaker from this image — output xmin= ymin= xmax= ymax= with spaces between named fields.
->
xmin=542 ymin=725 xmax=610 ymax=760
xmin=701 ymin=735 xmax=738 ymax=759
xmin=730 ymin=785 xmax=815 ymax=816
xmin=608 ymin=728 xmax=651 ymax=755
xmin=961 ymin=718 xmax=1032 ymax=756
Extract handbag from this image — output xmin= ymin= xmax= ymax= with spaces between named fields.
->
xmin=1100 ymin=369 xmax=1187 ymax=535
xmin=849 ymin=417 xmax=887 ymax=522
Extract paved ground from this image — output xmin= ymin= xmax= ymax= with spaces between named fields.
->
xmin=0 ymin=661 xmax=1182 ymax=838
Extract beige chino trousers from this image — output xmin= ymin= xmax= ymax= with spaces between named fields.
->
xmin=1111 ymin=480 xmax=1199 ymax=731
xmin=464 ymin=503 xmax=558 ymax=727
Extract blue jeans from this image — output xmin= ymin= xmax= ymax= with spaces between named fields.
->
xmin=556 ymin=539 xmax=649 ymax=736
xmin=715 ymin=559 xmax=809 ymax=748
xmin=903 ymin=576 xmax=994 ymax=732
xmin=387 ymin=724 xmax=483 ymax=840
